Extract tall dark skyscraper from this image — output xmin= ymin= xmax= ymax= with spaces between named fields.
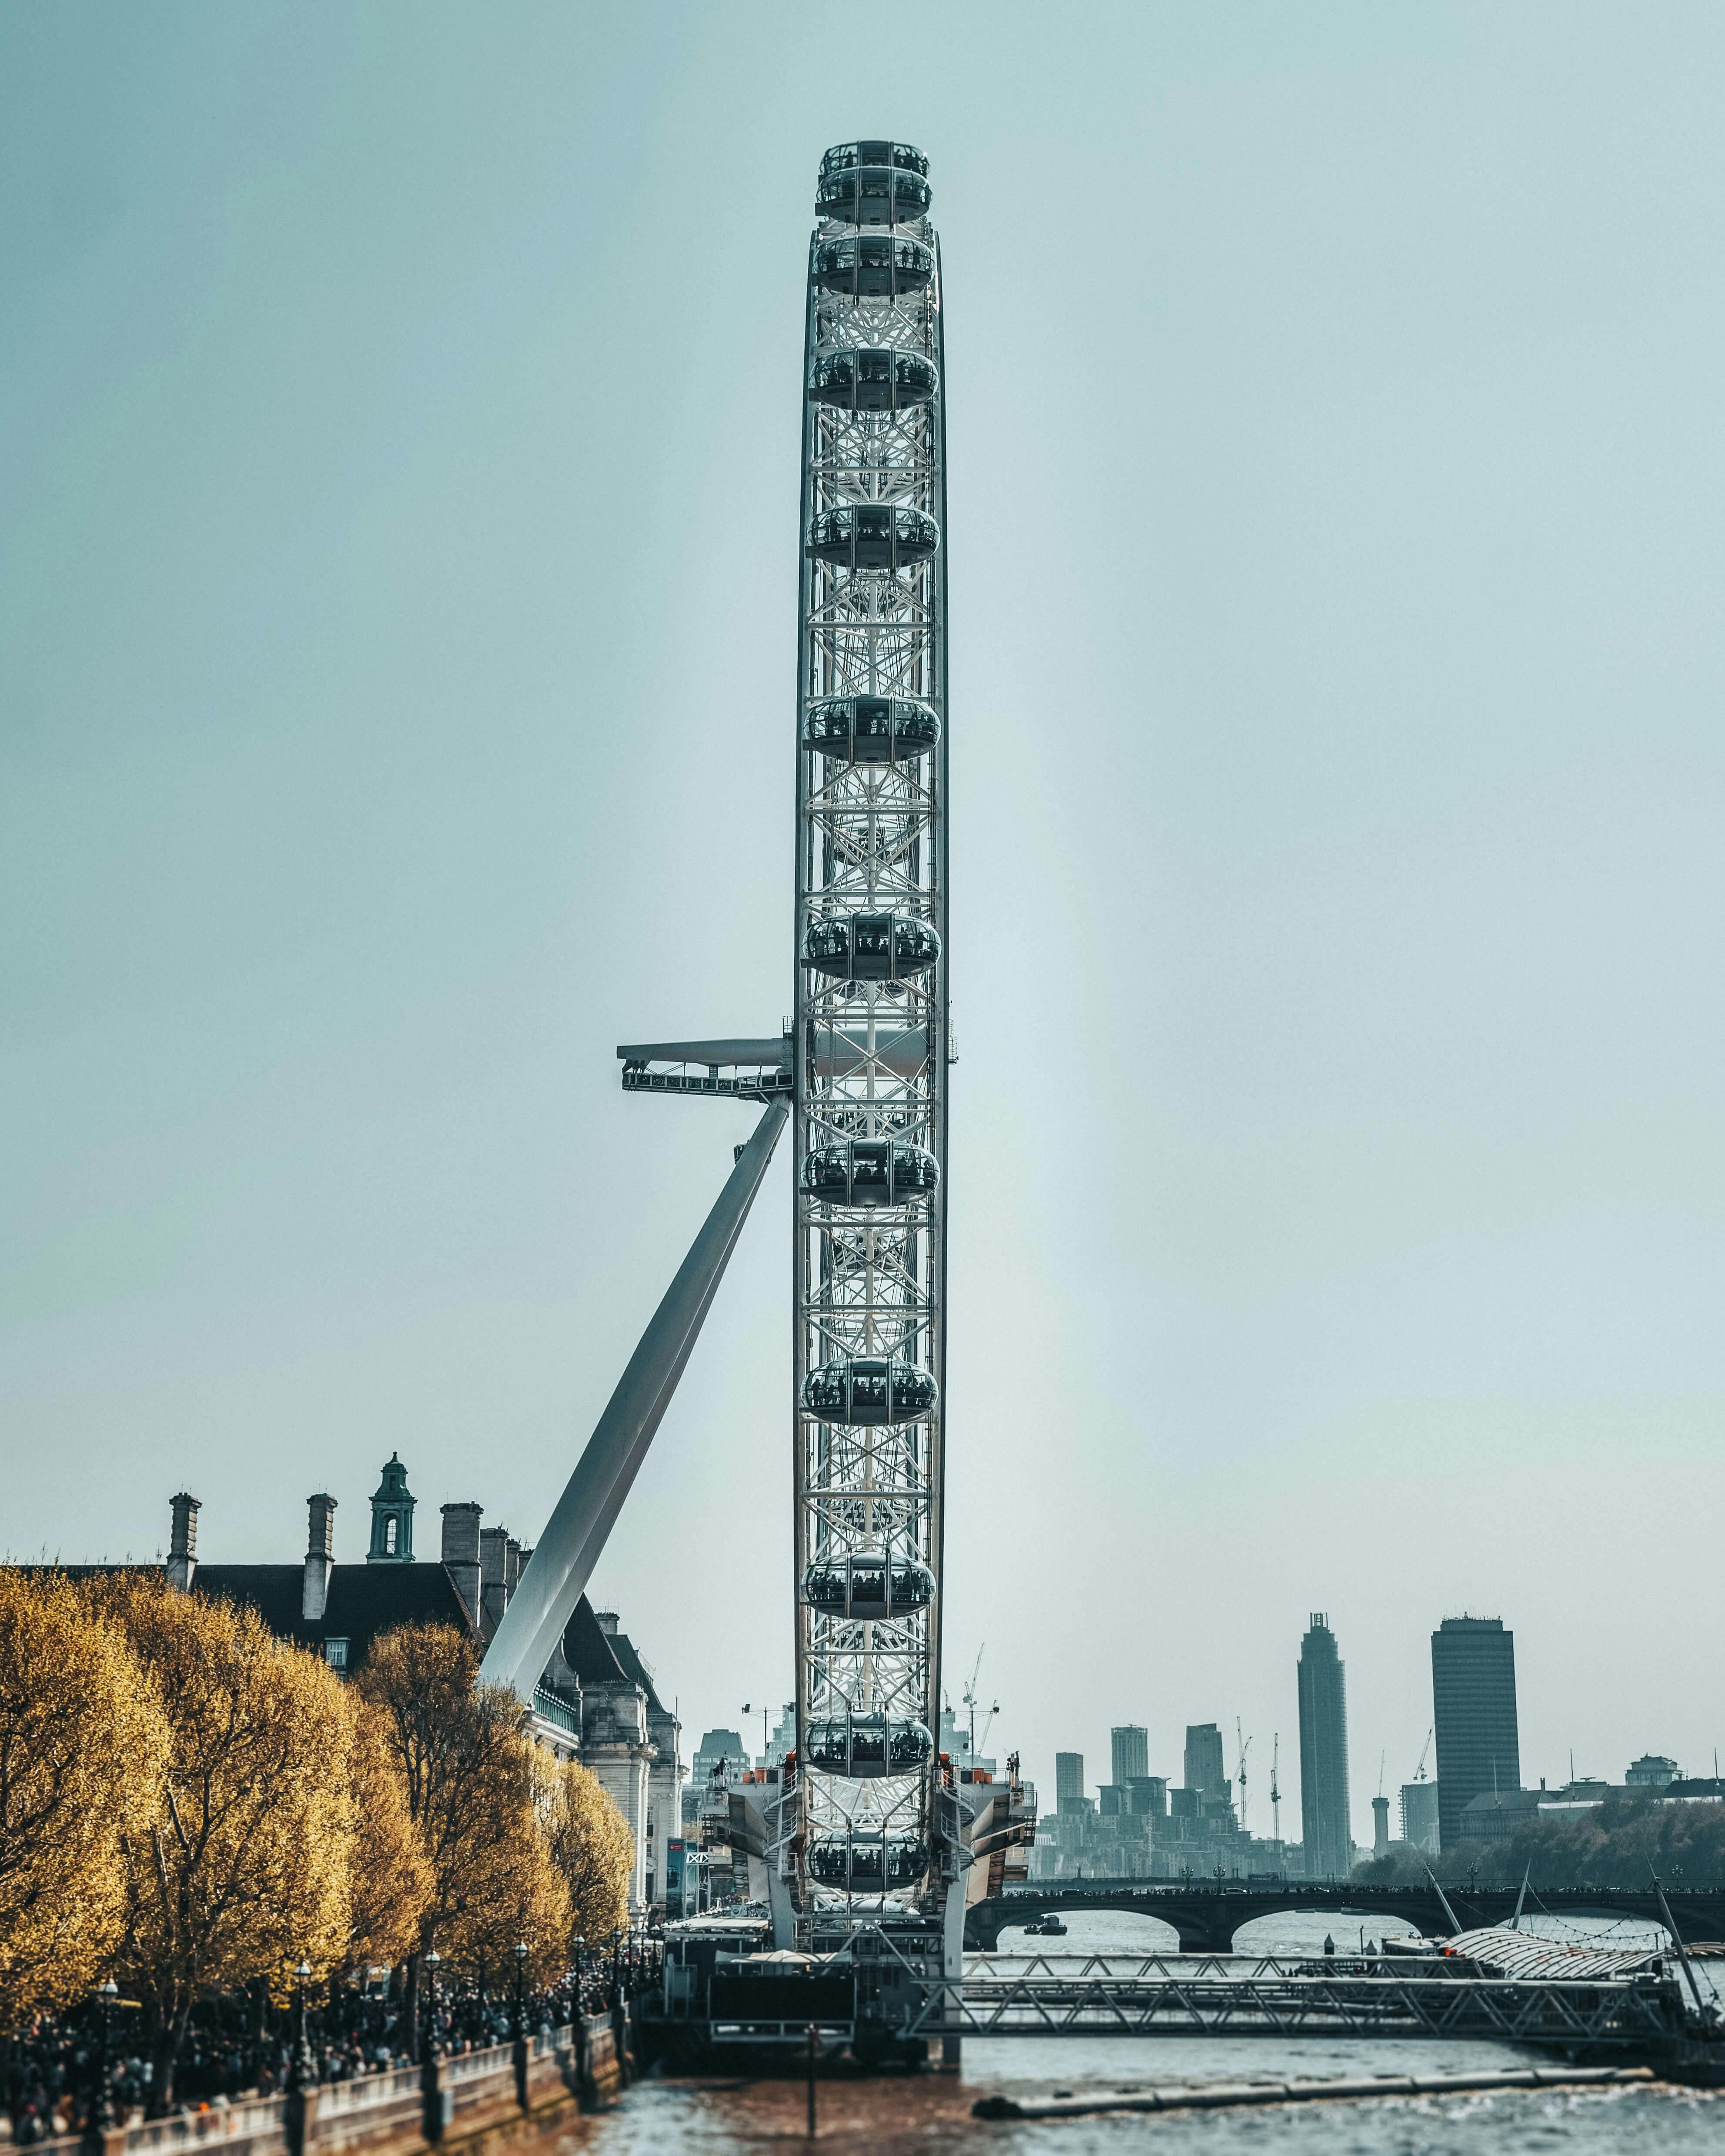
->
xmin=1431 ymin=1615 xmax=1521 ymax=1850
xmin=1297 ymin=1614 xmax=1352 ymax=1878
xmin=1184 ymin=1723 xmax=1226 ymax=1796
xmin=1055 ymin=1751 xmax=1086 ymax=1811
xmin=1112 ymin=1725 xmax=1150 ymax=1785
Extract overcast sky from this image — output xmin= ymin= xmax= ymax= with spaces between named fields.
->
xmin=5 ymin=3 xmax=1724 ymax=1845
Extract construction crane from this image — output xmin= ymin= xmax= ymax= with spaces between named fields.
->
xmin=1235 ymin=1719 xmax=1253 ymax=1834
xmin=1269 ymin=1733 xmax=1281 ymax=1843
xmin=961 ymin=1645 xmax=986 ymax=1766
xmin=1413 ymin=1726 xmax=1434 ymax=1780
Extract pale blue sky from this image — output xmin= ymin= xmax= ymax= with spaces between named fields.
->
xmin=5 ymin=3 xmax=1724 ymax=1840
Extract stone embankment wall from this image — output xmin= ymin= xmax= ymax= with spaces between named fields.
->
xmin=13 ymin=2015 xmax=638 ymax=2156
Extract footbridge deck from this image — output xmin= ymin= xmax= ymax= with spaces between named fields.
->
xmin=914 ymin=1950 xmax=1697 ymax=2051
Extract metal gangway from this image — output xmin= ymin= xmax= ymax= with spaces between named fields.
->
xmin=906 ymin=1948 xmax=1691 ymax=2049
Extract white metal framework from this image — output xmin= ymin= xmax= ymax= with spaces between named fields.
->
xmin=792 ymin=141 xmax=949 ymax=1914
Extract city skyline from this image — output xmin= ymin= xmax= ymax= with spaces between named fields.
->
xmin=1031 ymin=1601 xmax=1691 ymax=1856
xmin=6 ymin=5 xmax=1725 ymax=1824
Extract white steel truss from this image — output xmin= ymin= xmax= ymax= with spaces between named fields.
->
xmin=792 ymin=147 xmax=949 ymax=1916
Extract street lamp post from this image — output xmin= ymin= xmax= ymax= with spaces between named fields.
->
xmin=80 ymin=1979 xmax=119 ymax=2156
xmin=511 ymin=1941 xmax=529 ymax=2111
xmin=420 ymin=1951 xmax=445 ymax=2146
xmin=283 ymin=1960 xmax=314 ymax=2156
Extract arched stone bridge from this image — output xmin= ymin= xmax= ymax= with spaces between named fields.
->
xmin=966 ymin=1879 xmax=1725 ymax=1955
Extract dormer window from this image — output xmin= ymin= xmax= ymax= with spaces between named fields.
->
xmin=325 ymin=1638 xmax=350 ymax=1671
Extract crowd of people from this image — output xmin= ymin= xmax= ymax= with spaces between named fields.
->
xmin=0 ymin=1940 xmax=666 ymax=2144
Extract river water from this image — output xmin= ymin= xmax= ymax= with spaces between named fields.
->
xmin=558 ymin=1909 xmax=1723 ymax=2152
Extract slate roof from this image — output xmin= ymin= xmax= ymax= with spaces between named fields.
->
xmin=561 ymin=1595 xmax=630 ymax=1687
xmin=41 ymin=1559 xmax=636 ymax=1711
xmin=182 ymin=1562 xmax=475 ymax=1670
xmin=605 ymin=1624 xmax=669 ymax=1717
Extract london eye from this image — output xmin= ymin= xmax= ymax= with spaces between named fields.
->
xmin=480 ymin=136 xmax=959 ymax=1944
xmin=793 ymin=138 xmax=949 ymax=1916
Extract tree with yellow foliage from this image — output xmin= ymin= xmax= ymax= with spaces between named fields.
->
xmin=0 ymin=1573 xmax=167 ymax=2033
xmin=442 ymin=1744 xmax=572 ymax=1990
xmin=358 ymin=1623 xmax=565 ymax=2028
xmin=95 ymin=1579 xmax=355 ymax=2107
xmin=544 ymin=1758 xmax=633 ymax=1949
xmin=342 ymin=1695 xmax=434 ymax=1976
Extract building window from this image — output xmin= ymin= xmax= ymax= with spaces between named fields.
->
xmin=383 ymin=1517 xmax=398 ymax=1555
xmin=325 ymin=1638 xmax=350 ymax=1671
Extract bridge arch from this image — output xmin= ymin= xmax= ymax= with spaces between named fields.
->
xmin=991 ymin=1903 xmax=1182 ymax=1953
xmin=969 ymin=1879 xmax=1701 ymax=1957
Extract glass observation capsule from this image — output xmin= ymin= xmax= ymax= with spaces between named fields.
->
xmin=816 ymin=152 xmax=933 ymax=227
xmin=802 ymin=1140 xmax=939 ymax=1208
xmin=811 ymin=234 xmax=934 ymax=299
xmin=808 ymin=1834 xmax=927 ymax=1889
xmin=817 ymin=142 xmax=930 ymax=224
xmin=819 ymin=140 xmax=931 ymax=182
xmin=803 ymin=695 xmax=941 ymax=765
xmin=802 ymin=1358 xmax=939 ymax=1425
xmin=804 ymin=1715 xmax=935 ymax=1779
xmin=804 ymin=912 xmax=940 ymax=982
xmin=808 ymin=347 xmax=939 ymax=414
xmin=802 ymin=1552 xmax=937 ymax=1619
xmin=807 ymin=504 xmax=939 ymax=572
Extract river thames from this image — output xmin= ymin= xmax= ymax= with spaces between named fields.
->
xmin=558 ymin=1910 xmax=1723 ymax=2152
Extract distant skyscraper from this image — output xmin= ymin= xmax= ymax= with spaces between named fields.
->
xmin=1431 ymin=1616 xmax=1520 ymax=1850
xmin=1055 ymin=1751 xmax=1086 ymax=1812
xmin=1399 ymin=1779 xmax=1440 ymax=1854
xmin=1297 ymin=1615 xmax=1352 ymax=1878
xmin=1112 ymin=1725 xmax=1150 ymax=1785
xmin=1183 ymin=1723 xmax=1225 ymax=1796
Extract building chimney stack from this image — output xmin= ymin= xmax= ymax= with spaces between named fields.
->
xmin=167 ymin=1492 xmax=201 ymax=1592
xmin=595 ymin=1610 xmax=618 ymax=1637
xmin=479 ymin=1525 xmax=511 ymax=1637
xmin=440 ymin=1502 xmax=484 ymax=1627
xmin=303 ymin=1493 xmax=337 ymax=1621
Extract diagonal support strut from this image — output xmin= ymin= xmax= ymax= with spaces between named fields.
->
xmin=481 ymin=1098 xmax=788 ymax=1699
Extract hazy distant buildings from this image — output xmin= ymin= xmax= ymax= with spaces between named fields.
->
xmin=1460 ymin=1786 xmax=1541 ymax=1841
xmin=1112 ymin=1725 xmax=1150 ymax=1784
xmin=1055 ymin=1751 xmax=1086 ymax=1810
xmin=1626 ymin=1754 xmax=1679 ymax=1789
xmin=1031 ymin=1737 xmax=1277 ymax=1883
xmin=1431 ymin=1616 xmax=1520 ymax=1850
xmin=1183 ymin=1723 xmax=1226 ymax=1796
xmin=1297 ymin=1615 xmax=1352 ymax=1878
xmin=1399 ymin=1778 xmax=1440 ymax=1854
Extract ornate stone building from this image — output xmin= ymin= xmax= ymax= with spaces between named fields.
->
xmin=136 ymin=1457 xmax=681 ymax=1914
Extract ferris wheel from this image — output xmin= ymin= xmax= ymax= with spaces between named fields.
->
xmin=791 ymin=139 xmax=950 ymax=1915
xmin=478 ymin=138 xmax=961 ymax=1944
